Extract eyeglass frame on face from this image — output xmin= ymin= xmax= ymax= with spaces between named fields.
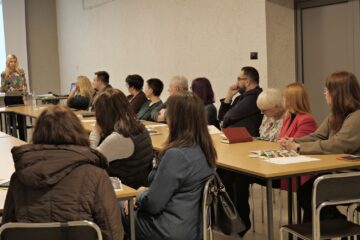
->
xmin=237 ymin=77 xmax=248 ymax=81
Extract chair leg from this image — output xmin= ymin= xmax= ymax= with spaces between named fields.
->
xmin=261 ymin=186 xmax=265 ymax=223
xmin=250 ymin=184 xmax=256 ymax=232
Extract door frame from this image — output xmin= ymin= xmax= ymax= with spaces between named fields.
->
xmin=294 ymin=0 xmax=360 ymax=83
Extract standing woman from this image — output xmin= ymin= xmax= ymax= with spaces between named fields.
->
xmin=1 ymin=54 xmax=27 ymax=140
xmin=191 ymin=77 xmax=218 ymax=127
xmin=122 ymin=92 xmax=216 ymax=240
xmin=67 ymin=76 xmax=94 ymax=110
xmin=280 ymin=71 xmax=360 ymax=222
xmin=89 ymin=88 xmax=153 ymax=189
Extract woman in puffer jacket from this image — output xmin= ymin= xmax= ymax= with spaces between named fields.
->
xmin=2 ymin=105 xmax=124 ymax=240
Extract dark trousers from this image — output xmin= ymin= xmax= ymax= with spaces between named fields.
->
xmin=298 ymin=175 xmax=345 ymax=223
xmin=217 ymin=168 xmax=280 ymax=236
xmin=4 ymin=96 xmax=26 ymax=141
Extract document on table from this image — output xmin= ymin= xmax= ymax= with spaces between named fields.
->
xmin=264 ymin=156 xmax=320 ymax=164
xmin=208 ymin=125 xmax=221 ymax=135
xmin=0 ymin=131 xmax=8 ymax=138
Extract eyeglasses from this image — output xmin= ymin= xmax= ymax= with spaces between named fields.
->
xmin=237 ymin=77 xmax=248 ymax=81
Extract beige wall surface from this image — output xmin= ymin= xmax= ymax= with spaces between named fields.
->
xmin=26 ymin=0 xmax=61 ymax=94
xmin=2 ymin=0 xmax=29 ymax=86
xmin=56 ymin=0 xmax=296 ymax=102
xmin=56 ymin=0 xmax=271 ymax=102
xmin=266 ymin=0 xmax=296 ymax=89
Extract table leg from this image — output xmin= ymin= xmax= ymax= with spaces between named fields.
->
xmin=129 ymin=199 xmax=135 ymax=240
xmin=10 ymin=113 xmax=17 ymax=138
xmin=266 ymin=180 xmax=274 ymax=240
xmin=288 ymin=178 xmax=293 ymax=240
xmin=296 ymin=176 xmax=301 ymax=223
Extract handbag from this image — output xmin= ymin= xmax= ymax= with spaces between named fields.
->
xmin=208 ymin=172 xmax=246 ymax=235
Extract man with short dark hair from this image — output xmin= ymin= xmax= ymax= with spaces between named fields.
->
xmin=89 ymin=71 xmax=111 ymax=110
xmin=218 ymin=66 xmax=263 ymax=136
xmin=218 ymin=66 xmax=264 ymax=237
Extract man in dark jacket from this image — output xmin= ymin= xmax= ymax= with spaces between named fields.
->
xmin=218 ymin=66 xmax=263 ymax=136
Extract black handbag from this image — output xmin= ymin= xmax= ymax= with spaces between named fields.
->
xmin=208 ymin=172 xmax=246 ymax=235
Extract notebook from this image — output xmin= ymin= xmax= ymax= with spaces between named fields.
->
xmin=221 ymin=127 xmax=253 ymax=144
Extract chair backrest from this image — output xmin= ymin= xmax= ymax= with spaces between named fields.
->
xmin=0 ymin=221 xmax=102 ymax=240
xmin=312 ymin=171 xmax=360 ymax=240
xmin=313 ymin=171 xmax=360 ymax=207
xmin=202 ymin=175 xmax=214 ymax=240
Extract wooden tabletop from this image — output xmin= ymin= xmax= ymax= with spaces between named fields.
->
xmin=115 ymin=185 xmax=138 ymax=199
xmin=3 ymin=106 xmax=360 ymax=180
xmin=147 ymin=124 xmax=360 ymax=179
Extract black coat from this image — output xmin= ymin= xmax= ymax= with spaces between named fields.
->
xmin=218 ymin=87 xmax=263 ymax=136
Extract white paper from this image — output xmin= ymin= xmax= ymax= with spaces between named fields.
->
xmin=264 ymin=156 xmax=320 ymax=165
xmin=145 ymin=123 xmax=167 ymax=128
xmin=0 ymin=131 xmax=8 ymax=138
xmin=81 ymin=119 xmax=96 ymax=123
xmin=208 ymin=125 xmax=221 ymax=135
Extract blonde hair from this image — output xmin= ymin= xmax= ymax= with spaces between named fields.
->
xmin=76 ymin=76 xmax=94 ymax=98
xmin=5 ymin=54 xmax=23 ymax=79
xmin=171 ymin=75 xmax=188 ymax=92
xmin=257 ymin=88 xmax=283 ymax=110
xmin=284 ymin=83 xmax=311 ymax=114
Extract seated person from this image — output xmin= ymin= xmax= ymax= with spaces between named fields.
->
xmin=256 ymin=88 xmax=285 ymax=141
xmin=121 ymin=92 xmax=216 ymax=240
xmin=218 ymin=66 xmax=263 ymax=136
xmin=2 ymin=105 xmax=123 ymax=240
xmin=278 ymin=83 xmax=317 ymax=139
xmin=191 ymin=77 xmax=218 ymax=127
xmin=89 ymin=71 xmax=111 ymax=110
xmin=137 ymin=78 xmax=164 ymax=121
xmin=67 ymin=75 xmax=94 ymax=110
xmin=126 ymin=74 xmax=147 ymax=114
xmin=280 ymin=71 xmax=360 ymax=223
xmin=277 ymin=83 xmax=318 ymax=191
xmin=152 ymin=75 xmax=188 ymax=122
xmin=89 ymin=88 xmax=153 ymax=189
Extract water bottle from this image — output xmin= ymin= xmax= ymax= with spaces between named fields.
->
xmin=31 ymin=92 xmax=37 ymax=108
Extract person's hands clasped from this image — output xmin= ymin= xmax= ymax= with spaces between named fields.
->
xmin=277 ymin=137 xmax=300 ymax=151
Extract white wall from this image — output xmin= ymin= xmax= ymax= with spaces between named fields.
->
xmin=266 ymin=0 xmax=295 ymax=89
xmin=2 ymin=0 xmax=29 ymax=88
xmin=57 ymin=0 xmax=269 ymax=101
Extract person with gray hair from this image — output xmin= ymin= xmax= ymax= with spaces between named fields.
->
xmin=152 ymin=75 xmax=189 ymax=122
xmin=256 ymin=88 xmax=285 ymax=141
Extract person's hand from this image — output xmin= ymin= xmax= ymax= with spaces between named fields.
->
xmin=137 ymin=186 xmax=147 ymax=193
xmin=278 ymin=137 xmax=298 ymax=150
xmin=157 ymin=109 xmax=166 ymax=122
xmin=95 ymin=122 xmax=102 ymax=134
xmin=123 ymin=200 xmax=129 ymax=215
xmin=224 ymin=84 xmax=239 ymax=103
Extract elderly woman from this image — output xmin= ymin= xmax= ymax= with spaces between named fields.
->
xmin=256 ymin=88 xmax=285 ymax=141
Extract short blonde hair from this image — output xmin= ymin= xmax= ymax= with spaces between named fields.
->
xmin=284 ymin=83 xmax=311 ymax=114
xmin=171 ymin=75 xmax=188 ymax=92
xmin=257 ymin=88 xmax=283 ymax=110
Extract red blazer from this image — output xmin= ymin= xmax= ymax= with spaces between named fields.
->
xmin=278 ymin=113 xmax=317 ymax=139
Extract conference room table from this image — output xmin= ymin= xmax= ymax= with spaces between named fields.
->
xmin=3 ymin=105 xmax=360 ymax=240
xmin=0 ymin=131 xmax=138 ymax=240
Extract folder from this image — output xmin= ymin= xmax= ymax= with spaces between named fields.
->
xmin=221 ymin=127 xmax=253 ymax=144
